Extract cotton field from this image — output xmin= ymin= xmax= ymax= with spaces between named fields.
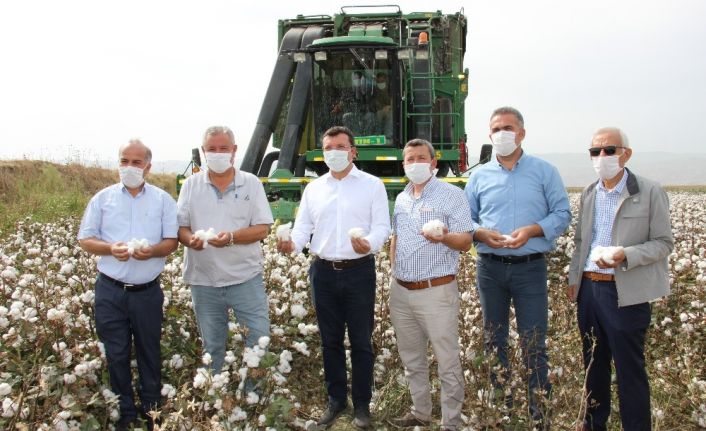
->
xmin=0 ymin=192 xmax=704 ymax=430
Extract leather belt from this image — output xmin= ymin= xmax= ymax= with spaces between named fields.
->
xmin=316 ymin=255 xmax=373 ymax=271
xmin=479 ymin=252 xmax=545 ymax=264
xmin=583 ymin=271 xmax=615 ymax=282
xmin=98 ymin=273 xmax=160 ymax=292
xmin=397 ymin=274 xmax=456 ymax=290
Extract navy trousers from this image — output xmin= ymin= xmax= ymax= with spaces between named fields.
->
xmin=309 ymin=257 xmax=376 ymax=409
xmin=94 ymin=274 xmax=163 ymax=421
xmin=577 ymin=278 xmax=652 ymax=431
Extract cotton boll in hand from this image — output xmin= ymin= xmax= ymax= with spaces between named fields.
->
xmin=348 ymin=227 xmax=365 ymax=239
xmin=422 ymin=219 xmax=445 ymax=238
xmin=589 ymin=246 xmax=624 ymax=265
xmin=127 ymin=238 xmax=149 ymax=255
xmin=194 ymin=228 xmax=218 ymax=248
xmin=276 ymin=222 xmax=292 ymax=241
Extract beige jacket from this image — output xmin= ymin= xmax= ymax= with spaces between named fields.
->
xmin=568 ymin=169 xmax=674 ymax=306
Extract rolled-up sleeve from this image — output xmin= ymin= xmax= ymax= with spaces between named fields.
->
xmin=536 ymin=166 xmax=571 ymax=242
xmin=363 ymin=179 xmax=392 ymax=253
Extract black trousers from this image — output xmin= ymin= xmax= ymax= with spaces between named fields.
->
xmin=94 ymin=274 xmax=163 ymax=420
xmin=309 ymin=257 xmax=376 ymax=409
xmin=577 ymin=278 xmax=652 ymax=431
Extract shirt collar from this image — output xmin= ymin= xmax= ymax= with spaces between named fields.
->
xmin=493 ymin=149 xmax=525 ymax=170
xmin=325 ymin=163 xmax=361 ymax=181
xmin=120 ymin=182 xmax=148 ymax=197
xmin=204 ymin=169 xmax=240 ymax=188
xmin=597 ymin=168 xmax=628 ymax=194
xmin=403 ymin=175 xmax=440 ymax=198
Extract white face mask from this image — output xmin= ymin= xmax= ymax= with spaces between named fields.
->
xmin=377 ymin=82 xmax=386 ymax=90
xmin=119 ymin=166 xmax=144 ymax=189
xmin=205 ymin=152 xmax=233 ymax=174
xmin=324 ymin=149 xmax=351 ymax=173
xmin=592 ymin=155 xmax=622 ymax=180
xmin=491 ymin=130 xmax=518 ymax=157
xmin=404 ymin=162 xmax=433 ymax=185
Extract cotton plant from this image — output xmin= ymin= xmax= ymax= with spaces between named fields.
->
xmin=0 ymin=195 xmax=705 ymax=429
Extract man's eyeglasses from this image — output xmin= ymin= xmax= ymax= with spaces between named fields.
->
xmin=588 ymin=145 xmax=624 ymax=157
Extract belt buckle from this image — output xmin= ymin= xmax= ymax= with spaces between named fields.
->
xmin=331 ymin=260 xmax=343 ymax=271
xmin=123 ymin=283 xmax=134 ymax=291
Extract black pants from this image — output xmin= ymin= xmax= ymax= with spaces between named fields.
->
xmin=577 ymin=278 xmax=651 ymax=431
xmin=94 ymin=274 xmax=163 ymax=420
xmin=309 ymin=257 xmax=376 ymax=409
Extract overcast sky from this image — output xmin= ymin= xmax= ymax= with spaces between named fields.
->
xmin=1 ymin=0 xmax=705 ymax=165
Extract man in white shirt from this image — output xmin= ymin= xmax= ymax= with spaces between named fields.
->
xmin=278 ymin=126 xmax=391 ymax=429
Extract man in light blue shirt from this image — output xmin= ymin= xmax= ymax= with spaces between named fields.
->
xmin=465 ymin=107 xmax=571 ymax=425
xmin=78 ymin=139 xmax=178 ymax=431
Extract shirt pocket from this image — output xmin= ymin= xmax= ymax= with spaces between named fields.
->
xmin=418 ymin=207 xmax=445 ymax=226
xmin=229 ymin=200 xmax=252 ymax=228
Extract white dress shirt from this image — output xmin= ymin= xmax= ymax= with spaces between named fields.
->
xmin=291 ymin=165 xmax=391 ymax=260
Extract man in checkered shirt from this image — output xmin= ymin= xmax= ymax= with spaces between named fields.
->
xmin=388 ymin=139 xmax=474 ymax=430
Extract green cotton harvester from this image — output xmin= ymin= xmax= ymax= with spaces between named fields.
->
xmin=177 ymin=5 xmax=491 ymax=220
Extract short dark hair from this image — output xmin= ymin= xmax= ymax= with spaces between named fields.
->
xmin=403 ymin=138 xmax=435 ymax=159
xmin=490 ymin=106 xmax=524 ymax=128
xmin=322 ymin=126 xmax=355 ymax=147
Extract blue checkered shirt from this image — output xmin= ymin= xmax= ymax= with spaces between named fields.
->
xmin=393 ymin=177 xmax=474 ymax=282
xmin=584 ymin=169 xmax=628 ymax=274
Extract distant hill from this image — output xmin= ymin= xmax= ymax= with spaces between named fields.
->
xmin=80 ymin=152 xmax=706 ymax=187
xmin=536 ymin=152 xmax=706 ymax=187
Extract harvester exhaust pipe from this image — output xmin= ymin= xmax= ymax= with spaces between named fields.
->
xmin=276 ymin=26 xmax=325 ymax=173
xmin=240 ymin=28 xmax=306 ymax=174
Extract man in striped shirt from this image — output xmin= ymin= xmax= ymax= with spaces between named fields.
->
xmin=388 ymin=139 xmax=474 ymax=430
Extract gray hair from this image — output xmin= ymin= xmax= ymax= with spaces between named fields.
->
xmin=119 ymin=138 xmax=152 ymax=163
xmin=593 ymin=127 xmax=630 ymax=148
xmin=490 ymin=106 xmax=524 ymax=128
xmin=403 ymin=138 xmax=435 ymax=159
xmin=203 ymin=126 xmax=235 ymax=146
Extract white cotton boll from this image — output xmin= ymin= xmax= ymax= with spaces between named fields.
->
xmin=290 ymin=304 xmax=308 ymax=319
xmin=59 ymin=263 xmax=74 ymax=275
xmin=194 ymin=228 xmax=218 ymax=248
xmin=258 ymin=336 xmax=270 ymax=349
xmin=202 ymin=352 xmax=212 ymax=366
xmin=126 ymin=238 xmax=149 ymax=255
xmin=276 ymin=222 xmax=292 ymax=241
xmin=161 ymin=384 xmax=176 ymax=399
xmin=422 ymin=219 xmax=445 ymax=238
xmin=590 ymin=246 xmax=624 ymax=264
xmin=0 ymin=383 xmax=11 ymax=396
xmin=348 ymin=227 xmax=365 ymax=239
xmin=502 ymin=234 xmax=513 ymax=242
xmin=246 ymin=392 xmax=259 ymax=405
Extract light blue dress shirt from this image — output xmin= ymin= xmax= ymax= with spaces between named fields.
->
xmin=78 ymin=183 xmax=178 ymax=284
xmin=465 ymin=151 xmax=571 ymax=255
